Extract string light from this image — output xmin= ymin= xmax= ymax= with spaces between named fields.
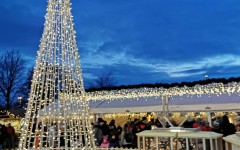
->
xmin=17 ymin=0 xmax=240 ymax=149
xmin=18 ymin=0 xmax=95 ymax=149
xmin=86 ymin=82 xmax=240 ymax=101
xmin=0 ymin=110 xmax=21 ymax=119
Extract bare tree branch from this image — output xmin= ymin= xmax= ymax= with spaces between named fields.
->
xmin=94 ymin=69 xmax=117 ymax=88
xmin=0 ymin=50 xmax=26 ymax=109
xmin=18 ymin=66 xmax=34 ymax=105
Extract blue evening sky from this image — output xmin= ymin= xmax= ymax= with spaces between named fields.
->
xmin=1 ymin=0 xmax=240 ymax=87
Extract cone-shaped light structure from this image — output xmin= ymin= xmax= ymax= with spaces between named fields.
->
xmin=19 ymin=0 xmax=95 ymax=149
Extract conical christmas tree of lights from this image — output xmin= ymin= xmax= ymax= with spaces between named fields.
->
xmin=19 ymin=0 xmax=95 ymax=149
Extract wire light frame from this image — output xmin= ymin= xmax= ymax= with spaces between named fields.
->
xmin=18 ymin=0 xmax=95 ymax=149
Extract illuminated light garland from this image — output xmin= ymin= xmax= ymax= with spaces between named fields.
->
xmin=86 ymin=82 xmax=240 ymax=101
xmin=103 ymin=112 xmax=149 ymax=119
xmin=18 ymin=0 xmax=95 ymax=149
xmin=0 ymin=110 xmax=21 ymax=119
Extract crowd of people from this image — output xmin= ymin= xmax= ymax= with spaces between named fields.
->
xmin=93 ymin=116 xmax=160 ymax=148
xmin=0 ymin=115 xmax=237 ymax=149
xmin=183 ymin=115 xmax=237 ymax=136
xmin=0 ymin=123 xmax=16 ymax=150
xmin=93 ymin=115 xmax=237 ymax=149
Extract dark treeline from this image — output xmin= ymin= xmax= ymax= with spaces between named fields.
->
xmin=86 ymin=77 xmax=240 ymax=92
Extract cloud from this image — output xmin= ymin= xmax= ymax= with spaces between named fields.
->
xmin=0 ymin=0 xmax=45 ymax=60
xmin=1 ymin=0 xmax=240 ymax=86
xmin=75 ymin=0 xmax=240 ymax=65
xmin=82 ymin=45 xmax=240 ymax=84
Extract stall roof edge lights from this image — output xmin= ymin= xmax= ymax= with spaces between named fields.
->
xmin=85 ymin=82 xmax=240 ymax=101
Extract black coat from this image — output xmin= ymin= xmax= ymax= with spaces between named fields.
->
xmin=220 ymin=123 xmax=236 ymax=137
xmin=220 ymin=115 xmax=236 ymax=137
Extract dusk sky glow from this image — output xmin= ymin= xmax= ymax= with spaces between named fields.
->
xmin=1 ymin=0 xmax=240 ymax=87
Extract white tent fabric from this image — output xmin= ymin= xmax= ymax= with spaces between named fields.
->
xmin=38 ymin=94 xmax=240 ymax=114
xmin=89 ymin=93 xmax=240 ymax=113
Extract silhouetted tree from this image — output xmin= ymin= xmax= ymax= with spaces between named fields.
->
xmin=96 ymin=70 xmax=117 ymax=88
xmin=88 ymin=70 xmax=117 ymax=89
xmin=86 ymin=77 xmax=240 ymax=92
xmin=0 ymin=50 xmax=25 ymax=109
xmin=18 ymin=66 xmax=34 ymax=106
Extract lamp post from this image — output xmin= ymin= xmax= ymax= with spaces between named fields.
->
xmin=205 ymin=75 xmax=208 ymax=80
xmin=18 ymin=97 xmax=22 ymax=106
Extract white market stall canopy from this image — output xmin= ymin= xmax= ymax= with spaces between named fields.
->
xmin=38 ymin=82 xmax=240 ymax=114
xmin=87 ymin=82 xmax=240 ymax=113
xmin=38 ymin=94 xmax=240 ymax=115
xmin=89 ymin=93 xmax=240 ymax=113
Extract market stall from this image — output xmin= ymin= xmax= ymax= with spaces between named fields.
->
xmin=89 ymin=93 xmax=240 ymax=113
xmin=137 ymin=129 xmax=223 ymax=150
xmin=88 ymin=93 xmax=240 ymax=126
xmin=0 ymin=109 xmax=24 ymax=133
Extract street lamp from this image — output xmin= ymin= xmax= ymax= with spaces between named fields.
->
xmin=18 ymin=97 xmax=22 ymax=106
xmin=205 ymin=75 xmax=208 ymax=80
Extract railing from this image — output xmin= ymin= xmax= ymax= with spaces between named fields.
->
xmin=21 ymin=147 xmax=138 ymax=150
xmin=96 ymin=148 xmax=137 ymax=150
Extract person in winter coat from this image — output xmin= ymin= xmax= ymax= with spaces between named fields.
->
xmin=109 ymin=133 xmax=120 ymax=148
xmin=93 ymin=118 xmax=104 ymax=146
xmin=139 ymin=117 xmax=150 ymax=131
xmin=101 ymin=121 xmax=109 ymax=136
xmin=0 ymin=124 xmax=7 ymax=149
xmin=219 ymin=115 xmax=236 ymax=150
xmin=132 ymin=123 xmax=140 ymax=148
xmin=0 ymin=130 xmax=4 ymax=150
xmin=148 ymin=118 xmax=156 ymax=128
xmin=7 ymin=123 xmax=15 ymax=150
xmin=100 ymin=135 xmax=110 ymax=148
xmin=220 ymin=115 xmax=236 ymax=137
xmin=108 ymin=120 xmax=117 ymax=136
xmin=201 ymin=122 xmax=213 ymax=131
xmin=116 ymin=125 xmax=123 ymax=136
xmin=121 ymin=124 xmax=132 ymax=148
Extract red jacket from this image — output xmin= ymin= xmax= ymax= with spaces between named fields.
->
xmin=201 ymin=125 xmax=212 ymax=131
xmin=7 ymin=126 xmax=15 ymax=136
xmin=192 ymin=122 xmax=200 ymax=128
